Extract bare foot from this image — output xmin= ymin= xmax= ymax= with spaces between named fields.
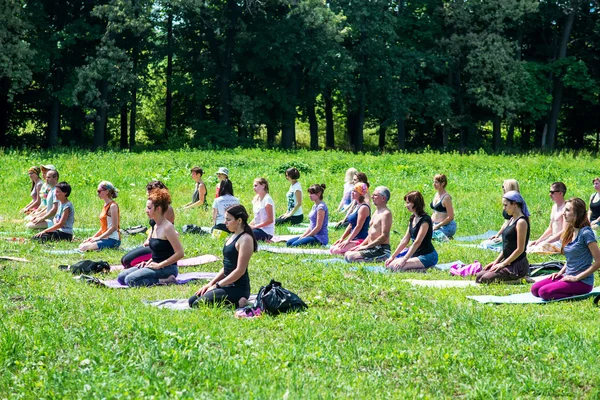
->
xmin=159 ymin=275 xmax=177 ymax=285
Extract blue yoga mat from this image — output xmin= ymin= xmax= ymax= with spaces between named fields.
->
xmin=454 ymin=230 xmax=497 ymax=242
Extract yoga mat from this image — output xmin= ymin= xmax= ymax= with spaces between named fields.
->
xmin=258 ymin=245 xmax=330 ymax=255
xmin=44 ymin=249 xmax=83 ymax=255
xmin=109 ymin=254 xmax=220 ymax=272
xmin=270 ymin=235 xmax=298 ymax=243
xmin=145 ymin=294 xmax=258 ymax=310
xmin=0 ymin=256 xmax=30 ymax=262
xmin=434 ymin=260 xmax=465 ymax=271
xmin=454 ymin=230 xmax=497 ymax=242
xmin=405 ymin=279 xmax=478 ymax=288
xmin=78 ymin=272 xmax=219 ymax=288
xmin=311 ymin=258 xmax=346 ymax=265
xmin=468 ymin=287 xmax=600 ymax=304
xmin=349 ymin=265 xmax=389 ymax=273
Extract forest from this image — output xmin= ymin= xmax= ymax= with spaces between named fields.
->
xmin=1 ymin=0 xmax=599 ymax=152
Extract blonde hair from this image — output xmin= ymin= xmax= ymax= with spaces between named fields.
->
xmin=344 ymin=168 xmax=358 ymax=184
xmin=99 ymin=181 xmax=119 ymax=199
xmin=503 ymin=179 xmax=520 ymax=193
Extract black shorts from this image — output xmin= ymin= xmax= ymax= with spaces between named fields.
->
xmin=359 ymin=244 xmax=391 ymax=261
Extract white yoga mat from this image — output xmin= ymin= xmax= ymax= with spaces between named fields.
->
xmin=405 ymin=279 xmax=478 ymax=288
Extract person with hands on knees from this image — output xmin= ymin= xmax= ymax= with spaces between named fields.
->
xmin=26 ymin=169 xmax=60 ymax=230
xmin=345 ymin=186 xmax=392 ymax=262
xmin=329 ymin=183 xmax=371 ymax=254
xmin=275 ymin=167 xmax=304 ymax=225
xmin=79 ymin=181 xmax=121 ymax=252
xmin=476 ymin=191 xmax=530 ymax=284
xmin=286 ymin=184 xmax=329 ymax=247
xmin=117 ymin=189 xmax=184 ymax=287
xmin=20 ymin=166 xmax=43 ymax=215
xmin=430 ymin=174 xmax=456 ymax=240
xmin=527 ymin=182 xmax=567 ymax=254
xmin=249 ymin=178 xmax=276 ymax=242
xmin=188 ymin=205 xmax=257 ymax=308
xmin=33 ymin=182 xmax=74 ymax=243
xmin=183 ymin=167 xmax=207 ymax=209
xmin=385 ymin=191 xmax=437 ymax=272
xmin=531 ymin=198 xmax=600 ymax=300
xmin=337 ymin=167 xmax=358 ymax=213
xmin=588 ymin=177 xmax=600 ymax=232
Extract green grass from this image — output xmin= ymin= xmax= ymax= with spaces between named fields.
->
xmin=1 ymin=148 xmax=600 ymax=398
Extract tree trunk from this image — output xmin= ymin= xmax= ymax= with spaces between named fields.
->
xmin=493 ymin=115 xmax=501 ymax=153
xmin=521 ymin=124 xmax=531 ymax=149
xmin=281 ymin=69 xmax=299 ymax=149
xmin=324 ymin=90 xmax=335 ymax=149
xmin=93 ymin=79 xmax=109 ymax=149
xmin=70 ymin=106 xmax=85 ymax=144
xmin=48 ymin=98 xmax=60 ymax=147
xmin=120 ymin=104 xmax=128 ymax=149
xmin=165 ymin=11 xmax=173 ymax=139
xmin=130 ymin=47 xmax=139 ymax=149
xmin=546 ymin=2 xmax=577 ymax=150
xmin=266 ymin=122 xmax=277 ymax=147
xmin=307 ymin=92 xmax=318 ymax=150
xmin=378 ymin=123 xmax=386 ymax=151
xmin=507 ymin=120 xmax=515 ymax=148
xmin=397 ymin=116 xmax=406 ymax=150
xmin=455 ymin=69 xmax=467 ymax=153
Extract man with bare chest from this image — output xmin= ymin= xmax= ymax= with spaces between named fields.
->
xmin=527 ymin=182 xmax=567 ymax=254
xmin=345 ymin=186 xmax=393 ymax=263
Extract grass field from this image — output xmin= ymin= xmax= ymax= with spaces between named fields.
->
xmin=1 ymin=148 xmax=600 ymax=399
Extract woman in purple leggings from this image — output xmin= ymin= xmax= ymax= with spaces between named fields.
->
xmin=531 ymin=198 xmax=600 ymax=300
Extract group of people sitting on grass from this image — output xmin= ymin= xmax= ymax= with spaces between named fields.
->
xmin=17 ymin=163 xmax=600 ymax=305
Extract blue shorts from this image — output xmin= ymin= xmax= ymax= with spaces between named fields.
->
xmin=96 ymin=238 xmax=121 ymax=250
xmin=417 ymin=250 xmax=438 ymax=268
xmin=433 ymin=220 xmax=456 ymax=239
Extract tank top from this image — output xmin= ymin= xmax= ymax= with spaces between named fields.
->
xmin=99 ymin=201 xmax=121 ymax=240
xmin=409 ymin=214 xmax=435 ymax=257
xmin=347 ymin=203 xmax=371 ymax=240
xmin=502 ymin=216 xmax=530 ymax=261
xmin=590 ymin=193 xmax=600 ymax=221
xmin=223 ymin=233 xmax=250 ymax=289
xmin=430 ymin=194 xmax=449 ymax=213
xmin=149 ymin=225 xmax=175 ymax=263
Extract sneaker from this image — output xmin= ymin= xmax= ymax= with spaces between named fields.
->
xmin=235 ymin=306 xmax=263 ymax=319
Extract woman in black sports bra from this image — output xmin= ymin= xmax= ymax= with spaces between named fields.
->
xmin=117 ymin=189 xmax=184 ymax=287
xmin=430 ymin=174 xmax=456 ymax=239
xmin=588 ymin=177 xmax=600 ymax=229
xmin=189 ymin=204 xmax=257 ymax=308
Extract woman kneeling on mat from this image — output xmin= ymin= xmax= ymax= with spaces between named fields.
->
xmin=120 ymin=181 xmax=175 ymax=269
xmin=385 ymin=191 xmax=437 ymax=272
xmin=476 ymin=191 xmax=530 ymax=284
xmin=532 ymin=198 xmax=600 ymax=300
xmin=330 ymin=183 xmax=370 ymax=254
xmin=189 ymin=205 xmax=256 ymax=308
xmin=287 ymin=184 xmax=328 ymax=247
xmin=117 ymin=189 xmax=183 ymax=287
xmin=79 ymin=181 xmax=121 ymax=252
xmin=431 ymin=173 xmax=456 ymax=240
xmin=249 ymin=178 xmax=275 ymax=241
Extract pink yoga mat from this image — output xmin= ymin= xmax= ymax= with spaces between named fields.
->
xmin=109 ymin=254 xmax=219 ymax=272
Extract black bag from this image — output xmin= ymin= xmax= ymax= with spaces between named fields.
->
xmin=59 ymin=260 xmax=110 ymax=274
xmin=182 ymin=224 xmax=208 ymax=235
xmin=121 ymin=225 xmax=148 ymax=235
xmin=255 ymin=279 xmax=308 ymax=315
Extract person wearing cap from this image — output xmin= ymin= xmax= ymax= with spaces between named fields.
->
xmin=527 ymin=182 xmax=567 ymax=254
xmin=214 ymin=167 xmax=230 ymax=199
xmin=330 ymin=183 xmax=371 ymax=254
xmin=183 ymin=167 xmax=207 ymax=209
xmin=20 ymin=166 xmax=43 ymax=215
xmin=476 ymin=190 xmax=531 ymax=284
xmin=275 ymin=167 xmax=304 ymax=225
xmin=26 ymin=170 xmax=60 ymax=230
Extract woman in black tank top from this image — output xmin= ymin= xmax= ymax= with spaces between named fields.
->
xmin=476 ymin=191 xmax=530 ymax=284
xmin=117 ymin=189 xmax=184 ymax=287
xmin=189 ymin=205 xmax=258 ymax=308
xmin=589 ymin=178 xmax=600 ymax=228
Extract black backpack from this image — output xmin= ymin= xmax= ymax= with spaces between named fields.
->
xmin=59 ymin=260 xmax=110 ymax=274
xmin=255 ymin=279 xmax=308 ymax=315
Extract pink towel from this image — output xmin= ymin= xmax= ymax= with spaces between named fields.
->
xmin=449 ymin=261 xmax=482 ymax=277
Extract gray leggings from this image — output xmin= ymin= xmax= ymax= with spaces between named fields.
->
xmin=117 ymin=264 xmax=178 ymax=287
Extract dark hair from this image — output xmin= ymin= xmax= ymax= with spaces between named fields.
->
xmin=148 ymin=189 xmax=171 ymax=214
xmin=254 ymin=178 xmax=269 ymax=193
xmin=551 ymin=182 xmax=567 ymax=194
xmin=226 ymin=204 xmax=258 ymax=252
xmin=191 ymin=167 xmax=203 ymax=176
xmin=404 ymin=191 xmax=426 ymax=216
xmin=356 ymin=172 xmax=370 ymax=188
xmin=55 ymin=181 xmax=72 ymax=197
xmin=218 ymin=179 xmax=234 ymax=197
xmin=561 ymin=198 xmax=590 ymax=252
xmin=146 ymin=180 xmax=168 ymax=191
xmin=308 ymin=183 xmax=326 ymax=200
xmin=286 ymin=167 xmax=300 ymax=180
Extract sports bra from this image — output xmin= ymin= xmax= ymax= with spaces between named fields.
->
xmin=430 ymin=194 xmax=449 ymax=213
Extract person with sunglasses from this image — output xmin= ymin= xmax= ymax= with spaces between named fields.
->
xmin=527 ymin=182 xmax=567 ymax=254
xmin=79 ymin=181 xmax=121 ymax=251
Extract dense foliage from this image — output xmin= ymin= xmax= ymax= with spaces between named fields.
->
xmin=1 ymin=0 xmax=599 ymax=152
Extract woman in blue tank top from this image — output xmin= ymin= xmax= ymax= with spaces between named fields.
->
xmin=330 ymin=183 xmax=371 ymax=255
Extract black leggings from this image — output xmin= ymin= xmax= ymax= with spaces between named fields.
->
xmin=188 ymin=286 xmax=250 ymax=308
xmin=33 ymin=231 xmax=72 ymax=244
xmin=275 ymin=214 xmax=304 ymax=225
xmin=121 ymin=246 xmax=152 ymax=269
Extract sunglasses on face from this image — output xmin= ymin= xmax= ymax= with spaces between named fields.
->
xmin=97 ymin=189 xmax=106 ymax=193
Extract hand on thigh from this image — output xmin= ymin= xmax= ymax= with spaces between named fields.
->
xmin=401 ymin=257 xmax=425 ymax=271
xmin=79 ymin=242 xmax=99 ymax=252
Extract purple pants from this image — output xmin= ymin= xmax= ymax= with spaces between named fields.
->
xmin=531 ymin=277 xmax=593 ymax=301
